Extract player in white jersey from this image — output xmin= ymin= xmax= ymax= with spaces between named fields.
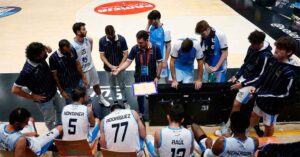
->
xmin=192 ymin=111 xmax=258 ymax=157
xmin=146 ymin=104 xmax=194 ymax=157
xmin=0 ymin=108 xmax=62 ymax=156
xmin=62 ymin=87 xmax=100 ymax=145
xmin=100 ymin=103 xmax=146 ymax=156
xmin=71 ymin=22 xmax=110 ymax=107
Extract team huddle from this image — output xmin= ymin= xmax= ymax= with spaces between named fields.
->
xmin=0 ymin=9 xmax=299 ymax=157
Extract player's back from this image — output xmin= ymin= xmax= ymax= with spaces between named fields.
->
xmin=103 ymin=109 xmax=141 ymax=153
xmin=220 ymin=136 xmax=255 ymax=157
xmin=62 ymin=104 xmax=89 ymax=140
xmin=0 ymin=124 xmax=24 ymax=151
xmin=158 ymin=126 xmax=193 ymax=157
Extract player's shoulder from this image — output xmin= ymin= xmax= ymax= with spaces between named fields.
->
xmin=215 ymin=29 xmax=227 ymax=38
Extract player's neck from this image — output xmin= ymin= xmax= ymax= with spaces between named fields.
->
xmin=6 ymin=124 xmax=16 ymax=132
xmin=75 ymin=36 xmax=84 ymax=43
xmin=169 ymin=122 xmax=181 ymax=129
xmin=233 ymin=132 xmax=247 ymax=140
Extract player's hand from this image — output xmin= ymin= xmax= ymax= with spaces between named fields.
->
xmin=110 ymin=65 xmax=118 ymax=70
xmin=171 ymin=80 xmax=179 ymax=89
xmin=31 ymin=94 xmax=46 ymax=102
xmin=228 ymin=76 xmax=237 ymax=82
xmin=249 ymin=86 xmax=256 ymax=94
xmin=162 ymin=61 xmax=168 ymax=68
xmin=209 ymin=66 xmax=218 ymax=73
xmin=61 ymin=91 xmax=70 ymax=99
xmin=205 ymin=137 xmax=213 ymax=149
xmin=194 ymin=80 xmax=202 ymax=90
xmin=112 ymin=68 xmax=119 ymax=75
xmin=205 ymin=63 xmax=213 ymax=73
xmin=230 ymin=82 xmax=242 ymax=90
xmin=154 ymin=77 xmax=159 ymax=85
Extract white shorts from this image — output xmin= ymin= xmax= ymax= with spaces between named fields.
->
xmin=253 ymin=105 xmax=279 ymax=126
xmin=169 ymin=68 xmax=194 ymax=83
xmin=235 ymin=86 xmax=252 ymax=105
xmin=84 ymin=67 xmax=100 ymax=87
xmin=28 ymin=128 xmax=60 ymax=155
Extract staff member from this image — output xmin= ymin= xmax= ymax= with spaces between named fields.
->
xmin=49 ymin=39 xmax=88 ymax=104
xmin=112 ymin=30 xmax=163 ymax=117
xmin=99 ymin=25 xmax=129 ymax=108
xmin=11 ymin=42 xmax=66 ymax=130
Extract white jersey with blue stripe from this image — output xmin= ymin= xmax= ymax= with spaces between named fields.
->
xmin=0 ymin=124 xmax=24 ymax=151
xmin=220 ymin=137 xmax=256 ymax=157
xmin=71 ymin=37 xmax=94 ymax=72
xmin=62 ymin=104 xmax=89 ymax=141
xmin=158 ymin=126 xmax=193 ymax=157
xmin=103 ymin=109 xmax=141 ymax=153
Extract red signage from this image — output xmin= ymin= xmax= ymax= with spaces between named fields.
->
xmin=95 ymin=1 xmax=155 ymax=15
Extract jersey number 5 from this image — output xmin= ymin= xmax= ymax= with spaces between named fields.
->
xmin=112 ymin=121 xmax=128 ymax=143
xmin=68 ymin=118 xmax=77 ymax=135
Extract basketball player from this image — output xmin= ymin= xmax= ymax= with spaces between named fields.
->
xmin=61 ymin=87 xmax=100 ymax=146
xmin=100 ymin=103 xmax=146 ymax=156
xmin=215 ymin=30 xmax=272 ymax=136
xmin=195 ymin=20 xmax=228 ymax=83
xmin=0 ymin=108 xmax=63 ymax=156
xmin=71 ymin=22 xmax=110 ymax=107
xmin=248 ymin=36 xmax=298 ymax=137
xmin=169 ymin=38 xmax=204 ymax=90
xmin=146 ymin=10 xmax=171 ymax=83
xmin=146 ymin=104 xmax=194 ymax=157
xmin=192 ymin=111 xmax=258 ymax=157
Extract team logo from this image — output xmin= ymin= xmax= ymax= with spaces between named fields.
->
xmin=0 ymin=6 xmax=21 ymax=18
xmin=94 ymin=1 xmax=155 ymax=15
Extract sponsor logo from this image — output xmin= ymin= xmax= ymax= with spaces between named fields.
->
xmin=271 ymin=23 xmax=300 ymax=41
xmin=0 ymin=6 xmax=21 ymax=18
xmin=94 ymin=1 xmax=155 ymax=15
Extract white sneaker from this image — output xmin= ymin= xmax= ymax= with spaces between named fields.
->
xmin=123 ymin=102 xmax=130 ymax=109
xmin=99 ymin=95 xmax=110 ymax=107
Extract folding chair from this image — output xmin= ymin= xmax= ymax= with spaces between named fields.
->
xmin=101 ymin=148 xmax=137 ymax=157
xmin=54 ymin=139 xmax=98 ymax=156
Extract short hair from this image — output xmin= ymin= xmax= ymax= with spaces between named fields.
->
xmin=147 ymin=10 xmax=161 ymax=20
xmin=230 ymin=111 xmax=250 ymax=134
xmin=9 ymin=107 xmax=31 ymax=125
xmin=59 ymin=39 xmax=71 ymax=50
xmin=71 ymin=87 xmax=86 ymax=102
xmin=195 ymin=20 xmax=210 ymax=34
xmin=181 ymin=38 xmax=194 ymax=52
xmin=248 ymin=30 xmax=266 ymax=44
xmin=111 ymin=103 xmax=125 ymax=111
xmin=25 ymin=42 xmax=46 ymax=61
xmin=169 ymin=104 xmax=185 ymax=123
xmin=72 ymin=22 xmax=85 ymax=35
xmin=136 ymin=30 xmax=149 ymax=40
xmin=105 ymin=25 xmax=115 ymax=36
xmin=275 ymin=36 xmax=297 ymax=55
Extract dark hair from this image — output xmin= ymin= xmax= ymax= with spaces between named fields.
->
xmin=59 ymin=39 xmax=71 ymax=50
xmin=72 ymin=22 xmax=85 ymax=35
xmin=9 ymin=108 xmax=31 ymax=125
xmin=105 ymin=25 xmax=115 ymax=36
xmin=248 ymin=30 xmax=266 ymax=44
xmin=169 ymin=104 xmax=185 ymax=123
xmin=147 ymin=10 xmax=161 ymax=20
xmin=25 ymin=42 xmax=46 ymax=61
xmin=181 ymin=38 xmax=194 ymax=52
xmin=275 ymin=36 xmax=297 ymax=56
xmin=195 ymin=20 xmax=210 ymax=34
xmin=71 ymin=87 xmax=86 ymax=101
xmin=110 ymin=103 xmax=125 ymax=111
xmin=136 ymin=30 xmax=149 ymax=40
xmin=230 ymin=111 xmax=249 ymax=134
